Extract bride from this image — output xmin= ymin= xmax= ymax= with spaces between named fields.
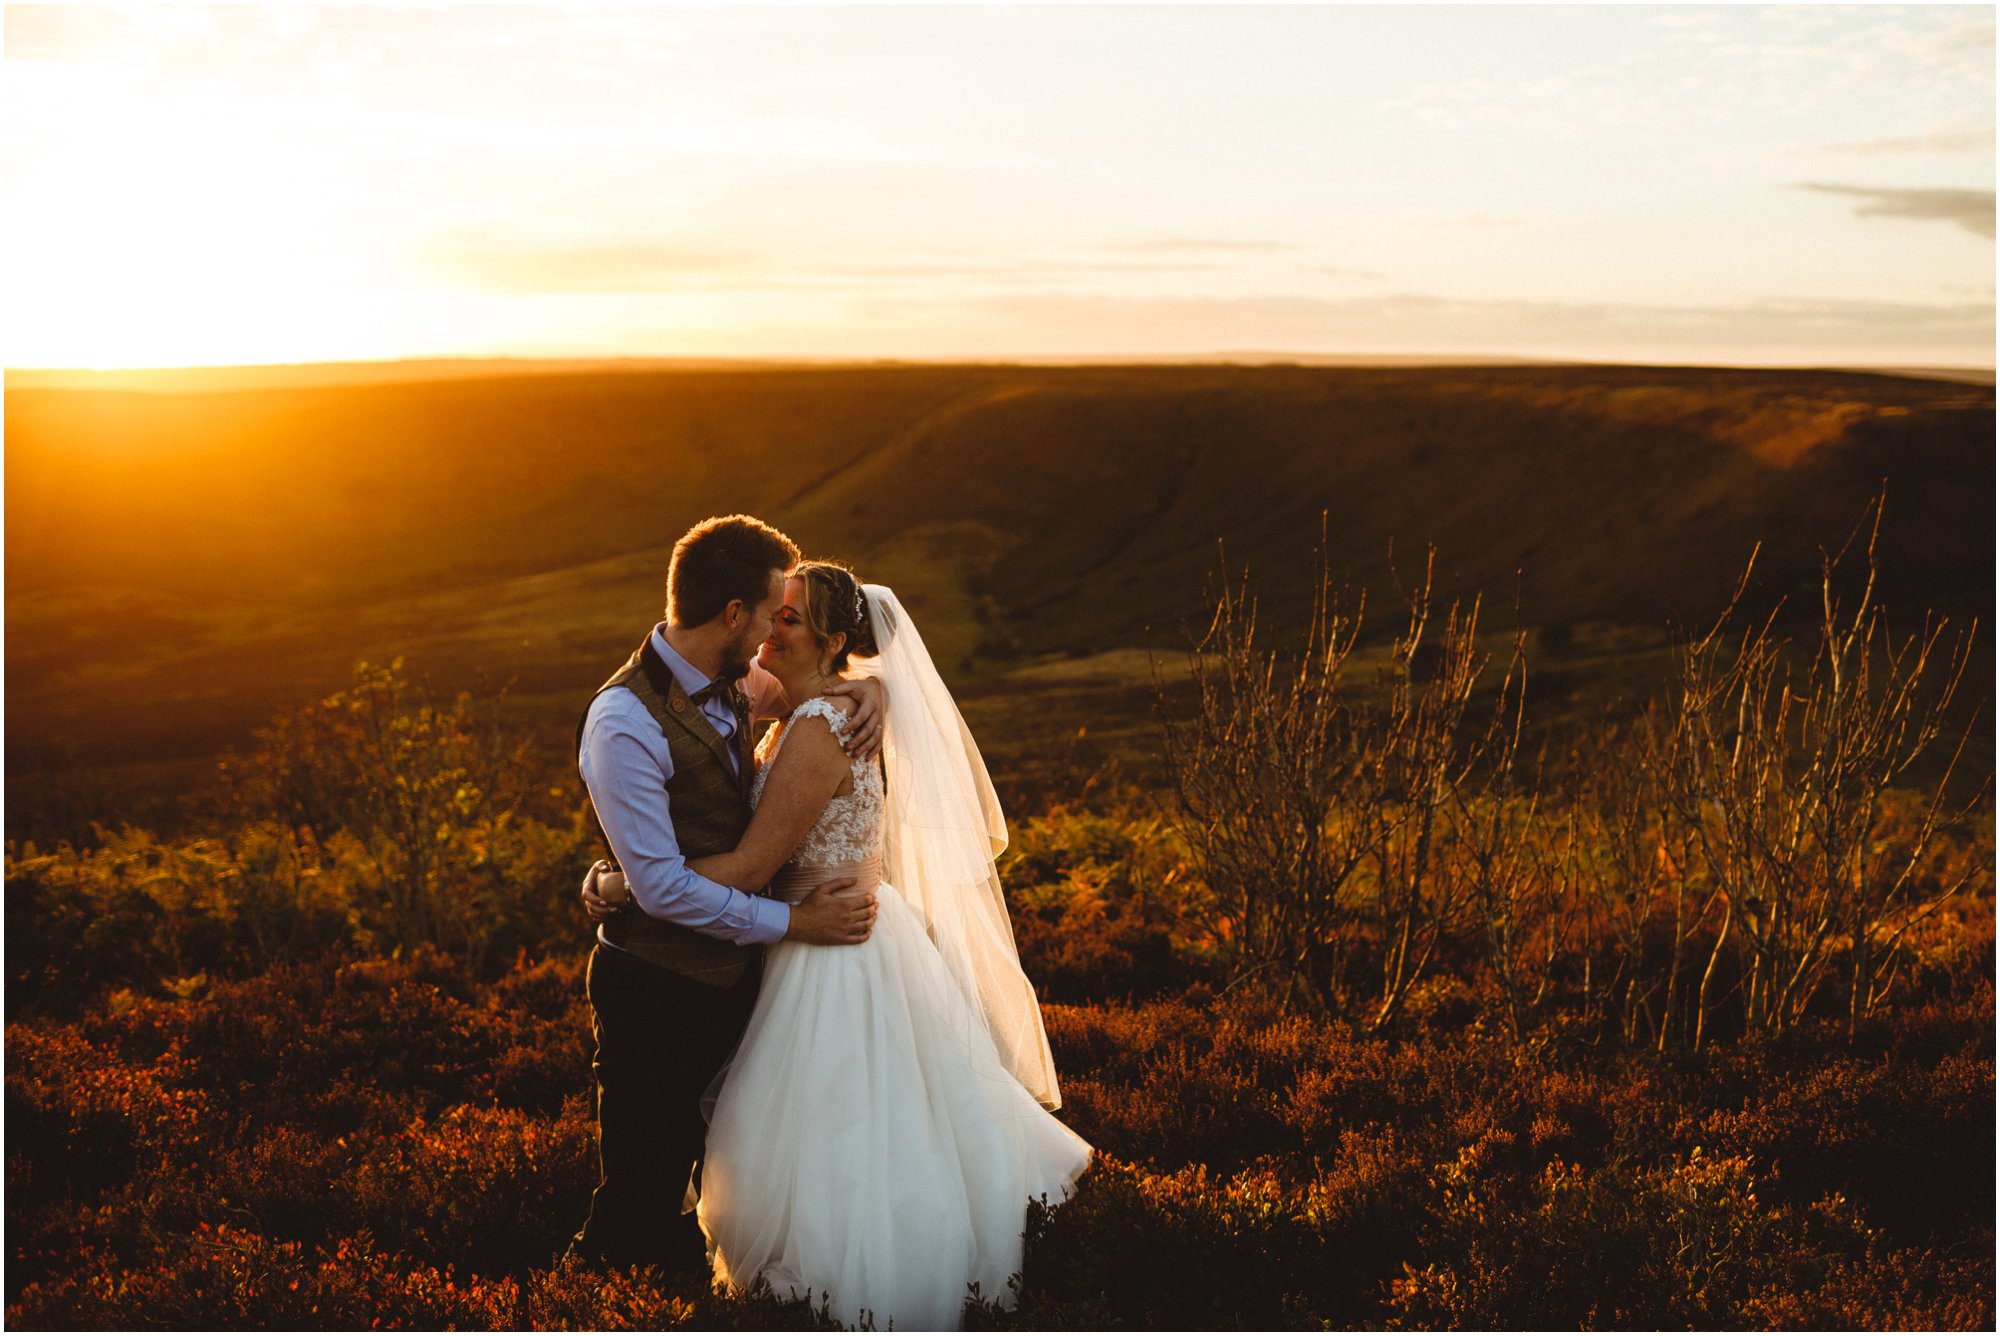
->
xmin=592 ymin=561 xmax=1091 ymax=1330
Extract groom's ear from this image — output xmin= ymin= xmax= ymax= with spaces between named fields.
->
xmin=720 ymin=597 xmax=745 ymax=630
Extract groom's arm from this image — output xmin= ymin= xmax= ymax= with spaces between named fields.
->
xmin=579 ymin=695 xmax=790 ymax=945
xmin=743 ymin=660 xmax=788 ymax=724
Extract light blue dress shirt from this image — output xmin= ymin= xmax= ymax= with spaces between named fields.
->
xmin=581 ymin=625 xmax=791 ymax=949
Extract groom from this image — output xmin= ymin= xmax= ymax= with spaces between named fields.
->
xmin=567 ymin=513 xmax=882 ymax=1277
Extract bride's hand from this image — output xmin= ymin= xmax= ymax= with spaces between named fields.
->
xmin=821 ymin=676 xmax=887 ymax=761
xmin=581 ymin=859 xmax=631 ymax=922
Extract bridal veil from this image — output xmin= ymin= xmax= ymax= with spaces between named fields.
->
xmin=857 ymin=583 xmax=1062 ymax=1109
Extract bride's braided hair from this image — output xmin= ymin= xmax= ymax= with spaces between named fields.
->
xmin=791 ymin=559 xmax=878 ymax=671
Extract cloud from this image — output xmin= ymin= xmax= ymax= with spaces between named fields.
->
xmin=1800 ymin=128 xmax=1996 ymax=156
xmin=1642 ymin=10 xmax=1726 ymax=31
xmin=1094 ymin=237 xmax=1300 ymax=255
xmin=1384 ymin=69 xmax=1674 ymax=136
xmin=937 ymin=290 xmax=1995 ymax=364
xmin=426 ymin=235 xmax=758 ymax=293
xmin=783 ymin=256 xmax=1231 ymax=283
xmin=1796 ymin=184 xmax=1996 ymax=238
xmin=1431 ymin=214 xmax=1532 ymax=234
xmin=1300 ymin=265 xmax=1388 ymax=281
xmin=1632 ymin=8 xmax=1993 ymax=120
xmin=419 ymin=234 xmax=1254 ymax=294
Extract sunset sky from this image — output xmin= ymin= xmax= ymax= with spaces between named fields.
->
xmin=6 ymin=3 xmax=1994 ymax=369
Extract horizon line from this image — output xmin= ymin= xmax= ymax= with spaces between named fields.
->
xmin=11 ymin=350 xmax=1995 ymax=376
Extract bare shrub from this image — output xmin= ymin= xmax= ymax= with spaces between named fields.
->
xmin=1154 ymin=544 xmax=1367 ymax=1006
xmin=1663 ymin=504 xmax=1987 ymax=1042
xmin=1157 ymin=500 xmax=1985 ymax=1051
xmin=1349 ymin=560 xmax=1529 ymax=1032
xmin=1157 ymin=540 xmax=1528 ymax=1029
xmin=1566 ymin=715 xmax=1716 ymax=1051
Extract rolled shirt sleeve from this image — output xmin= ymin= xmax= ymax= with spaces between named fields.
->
xmin=580 ymin=692 xmax=790 ymax=947
xmin=742 ymin=660 xmax=787 ymax=723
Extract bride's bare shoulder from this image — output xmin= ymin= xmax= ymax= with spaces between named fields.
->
xmin=777 ymin=698 xmax=858 ymax=793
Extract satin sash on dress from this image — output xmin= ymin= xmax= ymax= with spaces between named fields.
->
xmin=768 ymin=855 xmax=883 ymax=906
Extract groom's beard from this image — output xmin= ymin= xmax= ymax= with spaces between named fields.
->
xmin=718 ymin=631 xmax=760 ymax=684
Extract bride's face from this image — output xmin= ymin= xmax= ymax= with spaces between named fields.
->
xmin=757 ymin=577 xmax=818 ymax=682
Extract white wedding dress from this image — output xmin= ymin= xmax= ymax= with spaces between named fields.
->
xmin=697 ymin=695 xmax=1092 ymax=1331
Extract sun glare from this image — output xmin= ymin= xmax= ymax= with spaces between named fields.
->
xmin=8 ymin=65 xmax=401 ymax=367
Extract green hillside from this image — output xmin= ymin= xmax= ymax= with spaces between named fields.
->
xmin=6 ymin=363 xmax=1991 ymax=774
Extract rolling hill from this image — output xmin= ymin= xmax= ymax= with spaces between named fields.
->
xmin=6 ymin=362 xmax=1992 ymax=776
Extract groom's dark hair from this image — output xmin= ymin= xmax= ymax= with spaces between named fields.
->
xmin=667 ymin=514 xmax=801 ymax=627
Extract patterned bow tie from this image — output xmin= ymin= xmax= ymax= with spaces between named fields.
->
xmin=690 ymin=675 xmax=745 ymax=713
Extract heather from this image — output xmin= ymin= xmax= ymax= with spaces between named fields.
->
xmin=7 ymin=920 xmax=1989 ymax=1328
xmin=8 ymin=540 xmax=1994 ymax=1328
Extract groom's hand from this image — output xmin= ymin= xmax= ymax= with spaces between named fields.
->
xmin=821 ymin=676 xmax=887 ymax=761
xmin=784 ymin=877 xmax=878 ymax=946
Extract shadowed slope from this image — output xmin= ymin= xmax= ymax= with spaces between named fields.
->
xmin=6 ymin=363 xmax=1990 ymax=771
xmin=787 ymin=365 xmax=1992 ymax=651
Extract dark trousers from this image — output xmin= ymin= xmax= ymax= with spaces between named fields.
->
xmin=570 ymin=941 xmax=761 ymax=1272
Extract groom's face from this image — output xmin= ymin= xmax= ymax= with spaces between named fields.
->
xmin=722 ymin=567 xmax=787 ymax=679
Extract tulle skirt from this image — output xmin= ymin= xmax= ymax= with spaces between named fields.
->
xmin=697 ymin=877 xmax=1092 ymax=1331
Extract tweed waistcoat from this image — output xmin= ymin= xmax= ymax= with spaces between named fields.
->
xmin=582 ymin=639 xmax=764 ymax=987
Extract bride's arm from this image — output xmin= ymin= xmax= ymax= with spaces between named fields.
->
xmin=744 ymin=661 xmax=883 ymax=757
xmin=689 ymin=715 xmax=851 ymax=891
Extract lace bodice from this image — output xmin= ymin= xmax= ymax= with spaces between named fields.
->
xmin=750 ymin=697 xmax=886 ymax=867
